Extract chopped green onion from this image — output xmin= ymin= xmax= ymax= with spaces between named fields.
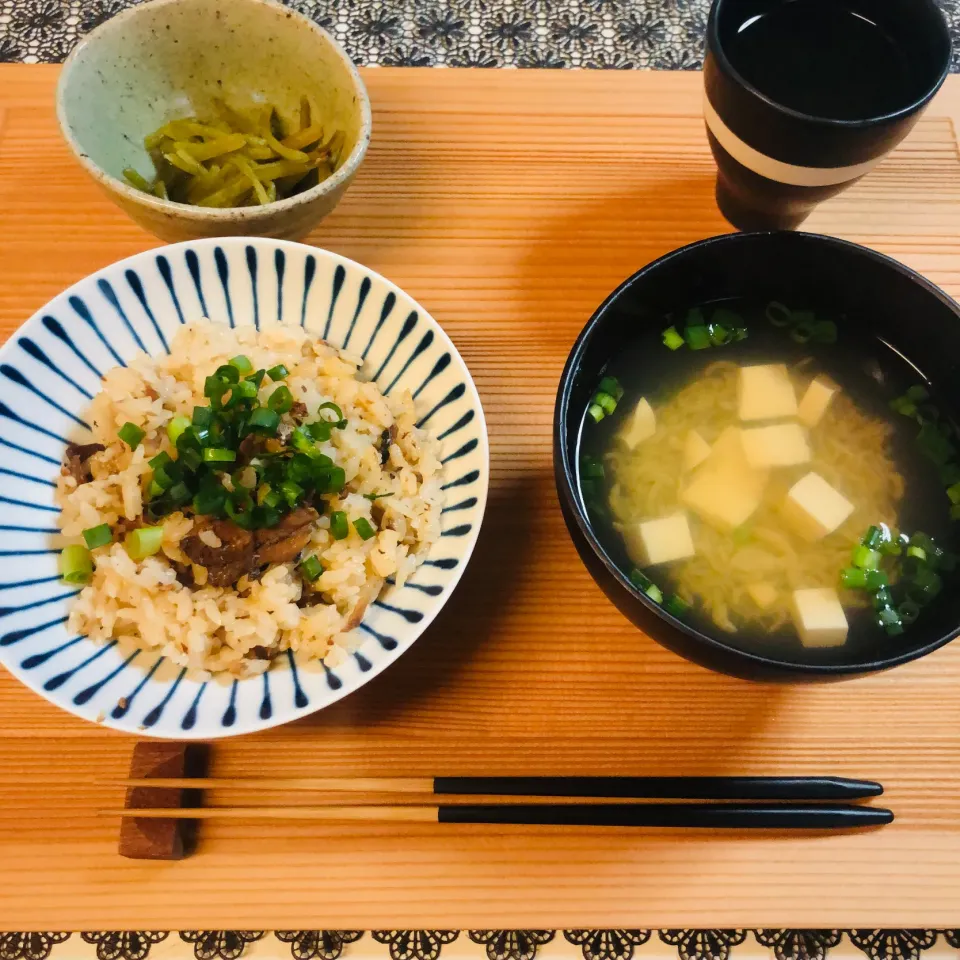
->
xmin=917 ymin=421 xmax=956 ymax=465
xmin=204 ymin=375 xmax=229 ymax=408
xmin=629 ymin=568 xmax=652 ymax=590
xmin=228 ymin=380 xmax=258 ymax=406
xmin=684 ymin=307 xmax=705 ymax=327
xmin=861 ymin=525 xmax=882 ymax=549
xmin=765 ymin=301 xmax=793 ymax=327
xmin=147 ymin=478 xmax=165 ymax=499
xmin=890 ymin=396 xmax=917 ymax=417
xmin=865 ymin=569 xmax=888 ymax=591
xmin=664 ymin=594 xmax=689 ymax=618
xmin=179 ymin=446 xmax=203 ymax=473
xmin=907 ymin=545 xmax=927 ymax=562
xmin=213 ymin=363 xmax=240 ymax=384
xmin=60 ymin=543 xmax=93 ymax=584
xmin=82 ymin=523 xmax=113 ymax=550
xmin=149 ymin=451 xmax=173 ymax=471
xmin=168 ymin=481 xmax=191 ymax=505
xmin=269 ymin=385 xmax=294 ymax=414
xmin=587 ymin=403 xmax=604 ymax=424
xmin=249 ymin=369 xmax=266 ymax=389
xmin=192 ymin=406 xmax=214 ymax=428
xmin=203 ymin=447 xmax=236 ymax=464
xmin=707 ymin=322 xmax=730 ymax=346
xmin=247 ymin=408 xmax=281 ymax=434
xmin=812 ymin=320 xmax=838 ymax=343
xmin=898 ymin=600 xmax=921 ymax=625
xmin=684 ymin=325 xmax=711 ymax=350
xmin=299 ymin=555 xmax=323 ymax=581
xmin=267 ymin=364 xmax=289 ymax=381
xmin=730 ymin=327 xmax=749 ymax=341
xmin=124 ymin=525 xmax=164 ymax=561
xmin=907 ymin=385 xmax=930 ymax=402
xmin=307 ymin=420 xmax=333 ymax=442
xmin=908 ymin=566 xmax=942 ymax=602
xmin=594 ymin=391 xmax=617 ymax=416
xmin=118 ymin=422 xmax=145 ymax=449
xmin=597 ymin=377 xmax=623 ymax=400
xmin=851 ymin=545 xmax=881 ymax=570
xmin=193 ymin=486 xmax=226 ymax=516
xmin=330 ymin=511 xmax=349 ymax=540
xmin=280 ymin=479 xmax=303 ymax=505
xmin=877 ymin=605 xmax=901 ymax=627
xmin=353 ymin=517 xmax=376 ymax=540
xmin=230 ymin=355 xmax=253 ymax=374
xmin=946 ymin=482 xmax=960 ymax=505
xmin=166 ymin=415 xmax=191 ymax=446
xmin=645 ymin=583 xmax=663 ymax=603
xmin=317 ymin=401 xmax=346 ymax=425
xmin=581 ymin=457 xmax=604 ymax=480
xmin=874 ymin=587 xmax=894 ymax=610
xmin=662 ymin=325 xmax=684 ymax=350
xmin=841 ymin=567 xmax=867 ymax=589
xmin=790 ymin=321 xmax=815 ymax=344
xmin=153 ymin=464 xmax=176 ymax=490
xmin=290 ymin=427 xmax=317 ymax=456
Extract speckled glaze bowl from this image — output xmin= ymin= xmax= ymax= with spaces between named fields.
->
xmin=56 ymin=0 xmax=371 ymax=242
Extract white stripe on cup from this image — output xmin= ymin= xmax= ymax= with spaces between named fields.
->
xmin=703 ymin=95 xmax=881 ymax=187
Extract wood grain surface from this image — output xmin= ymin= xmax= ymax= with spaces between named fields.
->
xmin=1 ymin=65 xmax=960 ymax=931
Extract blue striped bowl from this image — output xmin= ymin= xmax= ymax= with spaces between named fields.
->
xmin=0 ymin=238 xmax=488 ymax=738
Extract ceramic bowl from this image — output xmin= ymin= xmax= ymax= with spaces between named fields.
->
xmin=554 ymin=231 xmax=960 ymax=681
xmin=0 ymin=238 xmax=488 ymax=737
xmin=56 ymin=0 xmax=371 ymax=242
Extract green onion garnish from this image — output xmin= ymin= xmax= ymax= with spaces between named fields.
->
xmin=865 ymin=569 xmax=888 ymax=591
xmin=765 ymin=301 xmax=793 ymax=327
xmin=353 ymin=517 xmax=376 ymax=540
xmin=587 ymin=403 xmax=604 ymax=424
xmin=166 ymin=415 xmax=191 ymax=446
xmin=124 ymin=525 xmax=164 ymax=561
xmin=192 ymin=406 xmax=214 ymax=428
xmin=299 ymin=555 xmax=323 ymax=581
xmin=230 ymin=355 xmax=253 ymax=374
xmin=684 ymin=325 xmax=711 ymax=350
xmin=841 ymin=567 xmax=867 ymax=589
xmin=629 ymin=568 xmax=652 ymax=590
xmin=330 ymin=511 xmax=349 ymax=540
xmin=317 ymin=401 xmax=345 ymax=423
xmin=851 ymin=545 xmax=880 ymax=570
xmin=899 ymin=600 xmax=921 ymax=625
xmin=247 ymin=408 xmax=281 ymax=434
xmin=82 ymin=523 xmax=113 ymax=550
xmin=645 ymin=583 xmax=664 ymax=604
xmin=269 ymin=385 xmax=294 ymax=414
xmin=861 ymin=525 xmax=882 ymax=549
xmin=61 ymin=543 xmax=93 ymax=584
xmin=307 ymin=420 xmax=332 ymax=442
xmin=664 ymin=594 xmax=689 ymax=618
xmin=592 ymin=391 xmax=616 ymax=416
xmin=662 ymin=326 xmax=684 ymax=350
xmin=118 ymin=422 xmax=145 ymax=449
xmin=203 ymin=447 xmax=236 ymax=464
xmin=267 ymin=364 xmax=289 ymax=381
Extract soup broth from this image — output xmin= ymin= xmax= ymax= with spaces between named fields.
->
xmin=578 ymin=297 xmax=957 ymax=665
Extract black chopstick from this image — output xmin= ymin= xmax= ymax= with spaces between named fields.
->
xmin=432 ymin=775 xmax=883 ymax=801
xmin=437 ymin=802 xmax=893 ymax=829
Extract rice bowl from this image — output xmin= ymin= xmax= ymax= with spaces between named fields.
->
xmin=0 ymin=238 xmax=487 ymax=737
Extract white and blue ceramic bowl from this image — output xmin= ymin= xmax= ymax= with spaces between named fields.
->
xmin=0 ymin=238 xmax=488 ymax=737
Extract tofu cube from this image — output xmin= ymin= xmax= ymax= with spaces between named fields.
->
xmin=681 ymin=427 xmax=769 ymax=531
xmin=738 ymin=364 xmax=798 ymax=421
xmin=740 ymin=422 xmax=811 ymax=468
xmin=625 ymin=512 xmax=695 ymax=566
xmin=619 ymin=397 xmax=656 ymax=449
xmin=684 ymin=430 xmax=711 ymax=471
xmin=798 ymin=377 xmax=838 ymax=428
xmin=782 ymin=472 xmax=854 ymax=541
xmin=748 ymin=582 xmax=779 ymax=610
xmin=791 ymin=587 xmax=849 ymax=647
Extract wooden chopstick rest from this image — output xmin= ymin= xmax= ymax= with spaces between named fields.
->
xmin=118 ymin=741 xmax=209 ymax=860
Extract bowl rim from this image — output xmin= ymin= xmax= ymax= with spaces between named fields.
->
xmin=554 ymin=229 xmax=960 ymax=677
xmin=55 ymin=0 xmax=372 ymax=222
xmin=0 ymin=236 xmax=489 ymax=737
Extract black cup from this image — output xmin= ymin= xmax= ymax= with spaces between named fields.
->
xmin=705 ymin=0 xmax=951 ymax=230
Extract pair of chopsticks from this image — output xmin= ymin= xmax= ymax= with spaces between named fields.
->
xmin=104 ymin=775 xmax=893 ymax=829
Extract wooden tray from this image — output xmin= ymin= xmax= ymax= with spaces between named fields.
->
xmin=1 ymin=65 xmax=960 ymax=932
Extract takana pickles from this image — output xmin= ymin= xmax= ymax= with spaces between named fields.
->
xmin=123 ymin=96 xmax=345 ymax=208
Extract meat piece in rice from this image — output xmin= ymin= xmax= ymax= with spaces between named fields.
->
xmin=253 ymin=505 xmax=318 ymax=566
xmin=61 ymin=442 xmax=106 ymax=484
xmin=180 ymin=517 xmax=255 ymax=587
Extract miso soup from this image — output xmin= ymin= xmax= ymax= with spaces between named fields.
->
xmin=578 ymin=297 xmax=957 ymax=665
